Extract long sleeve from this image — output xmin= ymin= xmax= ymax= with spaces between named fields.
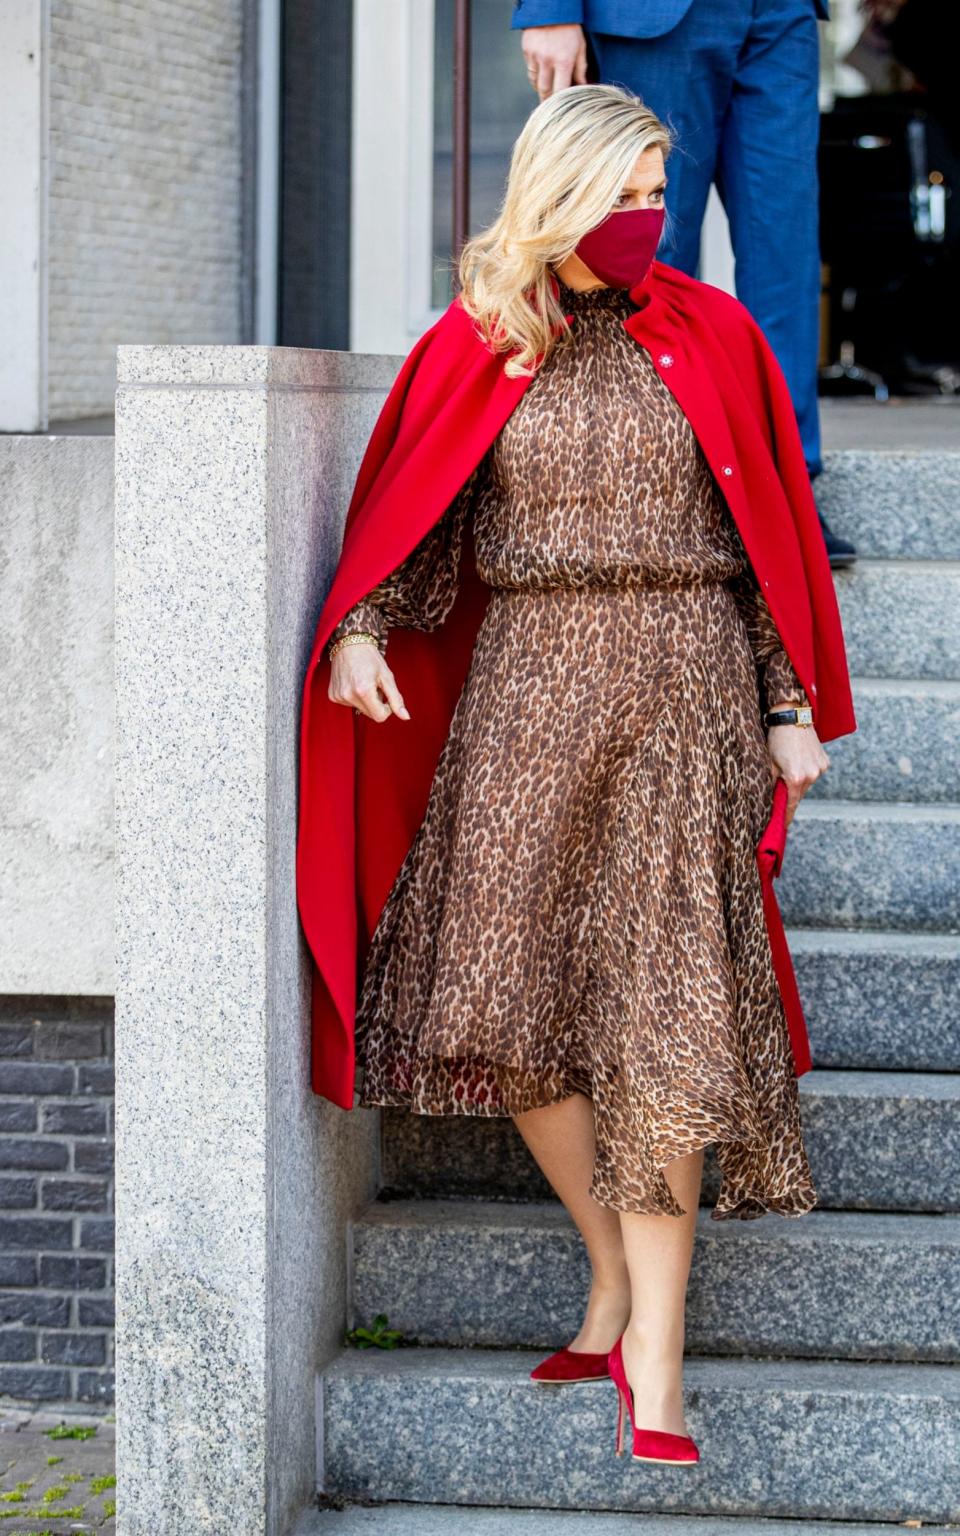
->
xmin=729 ymin=561 xmax=809 ymax=714
xmin=328 ymin=455 xmax=487 ymax=658
xmin=509 ymin=0 xmax=584 ymax=31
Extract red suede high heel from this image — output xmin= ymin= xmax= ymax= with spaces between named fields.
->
xmin=529 ymin=1345 xmax=610 ymax=1384
xmin=607 ymin=1335 xmax=700 ymax=1464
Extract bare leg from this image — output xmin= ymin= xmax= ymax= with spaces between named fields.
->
xmin=513 ymin=1091 xmax=630 ymax=1351
xmin=617 ymin=1146 xmax=704 ymax=1436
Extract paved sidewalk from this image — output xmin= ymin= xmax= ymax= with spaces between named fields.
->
xmin=820 ymin=396 xmax=960 ymax=451
xmin=0 ymin=1411 xmax=115 ymax=1533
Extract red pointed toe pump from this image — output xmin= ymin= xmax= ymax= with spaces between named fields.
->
xmin=529 ymin=1345 xmax=611 ymax=1384
xmin=607 ymin=1335 xmax=700 ymax=1464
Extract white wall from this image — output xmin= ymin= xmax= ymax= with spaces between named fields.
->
xmin=46 ymin=0 xmax=248 ymax=421
xmin=0 ymin=436 xmax=115 ymax=993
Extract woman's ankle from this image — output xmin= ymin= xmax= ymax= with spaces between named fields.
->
xmin=619 ymin=1326 xmax=689 ymax=1434
xmin=589 ymin=1265 xmax=630 ymax=1299
xmin=567 ymin=1279 xmax=631 ymax=1352
xmin=622 ymin=1316 xmax=686 ymax=1362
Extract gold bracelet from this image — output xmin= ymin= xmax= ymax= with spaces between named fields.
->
xmin=329 ymin=631 xmax=381 ymax=659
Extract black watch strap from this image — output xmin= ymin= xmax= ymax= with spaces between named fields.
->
xmin=764 ymin=705 xmax=813 ymax=729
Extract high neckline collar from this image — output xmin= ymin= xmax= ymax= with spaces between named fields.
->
xmin=548 ymin=266 xmax=660 ymax=317
xmin=553 ymin=274 xmax=636 ymax=309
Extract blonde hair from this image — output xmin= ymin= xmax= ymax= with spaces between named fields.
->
xmin=457 ymin=84 xmax=672 ymax=379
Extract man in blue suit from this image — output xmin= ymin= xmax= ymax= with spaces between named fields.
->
xmin=512 ymin=0 xmax=857 ymax=564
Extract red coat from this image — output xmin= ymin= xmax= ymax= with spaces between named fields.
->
xmin=296 ymin=262 xmax=857 ymax=1108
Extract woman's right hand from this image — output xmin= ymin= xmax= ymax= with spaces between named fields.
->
xmin=328 ymin=642 xmax=410 ymax=722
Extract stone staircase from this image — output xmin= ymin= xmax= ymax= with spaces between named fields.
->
xmin=300 ymin=439 xmax=960 ymax=1533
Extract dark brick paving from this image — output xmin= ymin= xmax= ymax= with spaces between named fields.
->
xmin=0 ymin=1408 xmax=115 ymax=1532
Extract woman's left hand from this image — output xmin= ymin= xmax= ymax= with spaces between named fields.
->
xmin=766 ymin=705 xmax=831 ymax=827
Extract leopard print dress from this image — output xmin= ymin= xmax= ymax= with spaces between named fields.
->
xmin=330 ymin=276 xmax=818 ymax=1220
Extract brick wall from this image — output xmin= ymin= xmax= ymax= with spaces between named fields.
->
xmin=0 ymin=999 xmax=114 ymax=1405
xmin=47 ymin=0 xmax=248 ymax=421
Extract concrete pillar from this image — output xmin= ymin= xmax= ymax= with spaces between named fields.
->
xmin=114 ymin=346 xmax=390 ymax=1534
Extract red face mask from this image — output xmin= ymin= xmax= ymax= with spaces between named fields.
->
xmin=573 ymin=205 xmax=665 ymax=290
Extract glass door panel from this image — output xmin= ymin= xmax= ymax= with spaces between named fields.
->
xmin=431 ymin=0 xmax=532 ymax=308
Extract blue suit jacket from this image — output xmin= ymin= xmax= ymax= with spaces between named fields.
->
xmin=510 ymin=0 xmax=828 ymax=36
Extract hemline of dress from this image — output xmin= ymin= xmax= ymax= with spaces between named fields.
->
xmin=358 ymin=1081 xmax=818 ymax=1222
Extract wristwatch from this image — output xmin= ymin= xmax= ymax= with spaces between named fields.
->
xmin=764 ymin=704 xmax=814 ymax=729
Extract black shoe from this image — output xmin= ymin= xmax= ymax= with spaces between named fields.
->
xmin=816 ymin=507 xmax=857 ymax=568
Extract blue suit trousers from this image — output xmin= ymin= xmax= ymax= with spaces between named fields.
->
xmin=536 ymin=0 xmax=825 ymax=475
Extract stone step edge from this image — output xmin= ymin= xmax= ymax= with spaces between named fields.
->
xmin=321 ymin=1346 xmax=960 ymax=1396
xmin=846 ymin=676 xmax=960 ymax=695
xmin=822 ymin=445 xmax=960 ymax=457
xmin=785 ymin=926 xmax=960 ymax=955
xmin=794 ymin=799 xmax=960 ymax=822
xmin=799 ymin=1068 xmax=960 ymax=1099
xmin=295 ymin=1503 xmax=960 ymax=1536
xmin=353 ymin=1198 xmax=960 ymax=1244
xmin=837 ymin=557 xmax=960 ymax=571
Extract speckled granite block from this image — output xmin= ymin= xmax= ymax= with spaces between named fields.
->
xmin=791 ymin=1070 xmax=960 ymax=1211
xmin=321 ymin=1348 xmax=960 ymax=1520
xmin=791 ymin=929 xmax=960 ymax=1069
xmin=297 ymin=1506 xmax=960 ymax=1536
xmin=817 ymin=451 xmax=960 ymax=559
xmin=832 ymin=560 xmax=960 ymax=680
xmin=807 ymin=678 xmax=960 ymax=804
xmin=777 ymin=800 xmax=960 ymax=931
xmin=382 ymin=1070 xmax=960 ymax=1210
xmin=352 ymin=1201 xmax=960 ymax=1360
xmin=114 ymin=346 xmax=387 ymax=1534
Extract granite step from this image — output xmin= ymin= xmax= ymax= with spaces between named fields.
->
xmin=299 ymin=1506 xmax=960 ymax=1536
xmin=381 ymin=1070 xmax=960 ymax=1210
xmin=351 ymin=1201 xmax=960 ymax=1362
xmin=832 ymin=559 xmax=960 ymax=680
xmin=806 ymin=677 xmax=960 ymax=804
xmin=785 ymin=1069 xmax=960 ymax=1212
xmin=320 ymin=1349 xmax=960 ymax=1521
xmin=778 ymin=800 xmax=960 ymax=932
xmin=818 ymin=449 xmax=960 ymax=560
xmin=791 ymin=928 xmax=960 ymax=1070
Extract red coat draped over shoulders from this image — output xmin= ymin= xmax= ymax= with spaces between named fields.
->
xmin=296 ymin=262 xmax=857 ymax=1108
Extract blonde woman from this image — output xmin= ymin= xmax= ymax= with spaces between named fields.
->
xmin=296 ymin=84 xmax=855 ymax=1465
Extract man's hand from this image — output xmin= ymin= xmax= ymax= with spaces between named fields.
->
xmin=521 ymin=24 xmax=589 ymax=99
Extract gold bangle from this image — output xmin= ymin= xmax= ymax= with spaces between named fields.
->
xmin=329 ymin=631 xmax=381 ymax=659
